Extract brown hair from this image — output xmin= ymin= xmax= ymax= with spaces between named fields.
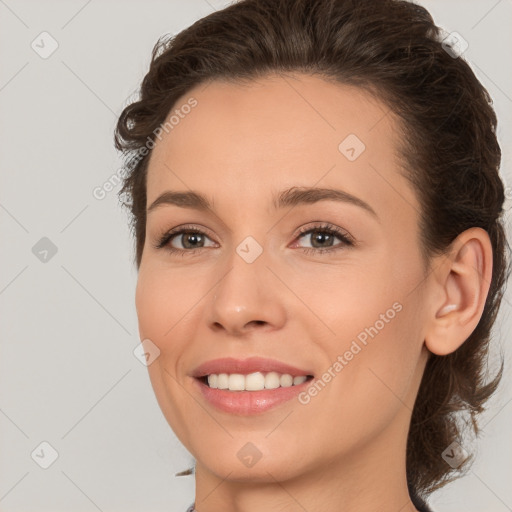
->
xmin=114 ymin=0 xmax=510 ymax=500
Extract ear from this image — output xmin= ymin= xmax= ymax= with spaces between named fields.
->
xmin=424 ymin=227 xmax=493 ymax=356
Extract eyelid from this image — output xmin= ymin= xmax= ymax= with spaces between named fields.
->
xmin=153 ymin=223 xmax=218 ymax=250
xmin=294 ymin=222 xmax=355 ymax=245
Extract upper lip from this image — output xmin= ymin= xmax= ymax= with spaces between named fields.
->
xmin=191 ymin=357 xmax=314 ymax=378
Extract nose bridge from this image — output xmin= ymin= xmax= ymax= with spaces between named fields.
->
xmin=207 ymin=234 xmax=286 ymax=334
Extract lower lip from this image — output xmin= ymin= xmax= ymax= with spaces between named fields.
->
xmin=195 ymin=378 xmax=312 ymax=415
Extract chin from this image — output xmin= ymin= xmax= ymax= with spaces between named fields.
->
xmin=196 ymin=449 xmax=307 ymax=483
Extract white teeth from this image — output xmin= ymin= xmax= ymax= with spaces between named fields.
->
xmin=204 ymin=371 xmax=310 ymax=390
xmin=245 ymin=371 xmax=265 ymax=391
xmin=280 ymin=374 xmax=293 ymax=387
xmin=265 ymin=371 xmax=281 ymax=389
xmin=293 ymin=375 xmax=307 ymax=385
xmin=207 ymin=374 xmax=218 ymax=389
xmin=228 ymin=374 xmax=245 ymax=391
xmin=217 ymin=373 xmax=229 ymax=390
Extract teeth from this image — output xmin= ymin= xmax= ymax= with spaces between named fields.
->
xmin=208 ymin=374 xmax=218 ymax=389
xmin=206 ymin=372 xmax=309 ymax=391
xmin=217 ymin=373 xmax=229 ymax=390
xmin=246 ymin=371 xmax=265 ymax=390
xmin=293 ymin=375 xmax=307 ymax=385
xmin=280 ymin=374 xmax=293 ymax=387
xmin=228 ymin=373 xmax=245 ymax=391
xmin=265 ymin=371 xmax=280 ymax=389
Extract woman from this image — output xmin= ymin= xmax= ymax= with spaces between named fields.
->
xmin=114 ymin=0 xmax=510 ymax=510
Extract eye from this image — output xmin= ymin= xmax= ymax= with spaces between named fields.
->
xmin=154 ymin=224 xmax=217 ymax=256
xmin=154 ymin=222 xmax=354 ymax=257
xmin=293 ymin=223 xmax=354 ymax=255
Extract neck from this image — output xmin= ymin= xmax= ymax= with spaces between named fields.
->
xmin=192 ymin=411 xmax=420 ymax=512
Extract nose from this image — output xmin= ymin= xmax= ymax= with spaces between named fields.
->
xmin=207 ymin=248 xmax=287 ymax=337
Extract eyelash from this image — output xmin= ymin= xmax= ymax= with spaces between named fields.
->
xmin=154 ymin=222 xmax=354 ymax=257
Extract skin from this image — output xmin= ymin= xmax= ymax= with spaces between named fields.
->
xmin=135 ymin=73 xmax=493 ymax=512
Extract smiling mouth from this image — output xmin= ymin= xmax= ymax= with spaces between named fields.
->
xmin=198 ymin=372 xmax=314 ymax=391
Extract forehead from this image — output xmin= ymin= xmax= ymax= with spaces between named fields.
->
xmin=146 ymin=73 xmax=418 ymax=221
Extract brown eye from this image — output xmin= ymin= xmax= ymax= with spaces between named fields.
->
xmin=174 ymin=231 xmax=206 ymax=249
xmin=295 ymin=224 xmax=354 ymax=254
xmin=155 ymin=226 xmax=217 ymax=255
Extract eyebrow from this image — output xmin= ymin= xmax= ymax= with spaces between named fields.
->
xmin=147 ymin=186 xmax=378 ymax=220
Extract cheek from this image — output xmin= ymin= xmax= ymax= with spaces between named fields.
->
xmin=135 ymin=264 xmax=202 ymax=344
xmin=304 ymin=247 xmax=425 ymax=416
xmin=295 ymin=305 xmax=423 ymax=464
xmin=290 ymin=252 xmax=413 ymax=351
xmin=135 ymin=266 xmax=201 ymax=444
xmin=135 ymin=273 xmax=167 ymax=342
xmin=135 ymin=267 xmax=191 ymax=398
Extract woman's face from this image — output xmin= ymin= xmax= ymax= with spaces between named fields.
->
xmin=136 ymin=73 xmax=432 ymax=483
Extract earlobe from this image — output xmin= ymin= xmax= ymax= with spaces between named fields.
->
xmin=424 ymin=227 xmax=493 ymax=356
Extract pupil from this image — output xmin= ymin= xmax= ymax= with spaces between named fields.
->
xmin=184 ymin=233 xmax=203 ymax=248
xmin=312 ymin=231 xmax=332 ymax=248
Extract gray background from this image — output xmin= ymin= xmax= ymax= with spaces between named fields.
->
xmin=0 ymin=0 xmax=511 ymax=511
